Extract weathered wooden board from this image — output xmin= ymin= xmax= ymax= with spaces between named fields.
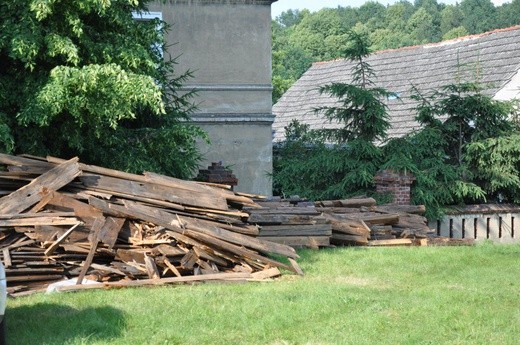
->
xmin=0 ymin=217 xmax=80 ymax=227
xmin=258 ymin=224 xmax=332 ymax=237
xmin=367 ymin=239 xmax=413 ymax=246
xmin=316 ymin=198 xmax=376 ymax=208
xmin=331 ymin=233 xmax=369 ymax=245
xmin=79 ymin=173 xmax=229 ymax=211
xmin=258 ymin=236 xmax=330 ymax=248
xmin=247 ymin=213 xmax=322 ymax=225
xmin=0 ymin=158 xmax=81 ymax=214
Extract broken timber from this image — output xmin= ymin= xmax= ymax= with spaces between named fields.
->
xmin=0 ymin=154 xmax=297 ymax=295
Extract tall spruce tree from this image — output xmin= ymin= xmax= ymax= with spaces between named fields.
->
xmin=315 ymin=31 xmax=394 ymax=143
xmin=273 ymin=32 xmax=395 ymax=200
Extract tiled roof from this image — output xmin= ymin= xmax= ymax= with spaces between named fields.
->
xmin=272 ymin=25 xmax=520 ymax=142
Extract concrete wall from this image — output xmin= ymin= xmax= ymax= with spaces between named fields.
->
xmin=150 ymin=0 xmax=276 ymax=195
xmin=429 ymin=211 xmax=520 ymax=244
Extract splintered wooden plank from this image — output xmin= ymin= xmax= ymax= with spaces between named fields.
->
xmin=250 ymin=267 xmax=281 ymax=280
xmin=1 ymin=239 xmax=36 ymax=251
xmin=144 ymin=255 xmax=160 ymax=279
xmin=79 ymin=173 xmax=229 ymax=211
xmin=0 ymin=153 xmax=54 ymax=170
xmin=288 ymin=258 xmax=304 ymax=276
xmin=0 ymin=157 xmax=81 ymax=215
xmin=0 ymin=210 xmax=74 ymax=219
xmin=163 ymin=258 xmax=182 ymax=277
xmin=316 ymin=197 xmax=376 ymax=208
xmin=89 ymin=263 xmax=126 ymax=276
xmin=248 ymin=207 xmax=321 ymax=215
xmin=357 ymin=214 xmax=400 ymax=225
xmin=97 ymin=217 xmax=125 ymax=249
xmin=0 ymin=216 xmax=80 ymax=227
xmin=374 ymin=205 xmax=426 ymax=215
xmin=183 ymin=229 xmax=296 ymax=273
xmin=54 ymin=272 xmax=253 ymax=292
xmin=29 ymin=188 xmax=55 ymax=213
xmin=76 ymin=216 xmax=105 ymax=284
xmin=183 ymin=206 xmax=249 ymax=219
xmin=2 ymin=248 xmax=11 ymax=268
xmin=46 ymin=191 xmax=103 ymax=219
xmin=176 ymin=213 xmax=299 ymax=259
xmin=367 ymin=239 xmax=413 ymax=246
xmin=116 ymin=248 xmax=147 ymax=265
xmin=44 ymin=222 xmax=83 ymax=256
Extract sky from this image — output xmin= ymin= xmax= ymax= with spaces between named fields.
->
xmin=272 ymin=0 xmax=511 ymax=19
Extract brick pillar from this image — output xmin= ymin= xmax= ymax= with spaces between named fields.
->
xmin=374 ymin=170 xmax=415 ymax=205
xmin=195 ymin=162 xmax=238 ymax=189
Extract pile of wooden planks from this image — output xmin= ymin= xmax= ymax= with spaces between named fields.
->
xmin=317 ymin=198 xmax=474 ymax=246
xmin=246 ymin=198 xmax=331 ymax=248
xmin=246 ymin=197 xmax=474 ymax=248
xmin=0 ymin=154 xmax=301 ymax=296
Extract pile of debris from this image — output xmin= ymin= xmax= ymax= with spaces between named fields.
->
xmin=247 ymin=198 xmax=331 ymax=249
xmin=0 ymin=154 xmax=301 ymax=296
xmin=246 ymin=197 xmax=474 ymax=248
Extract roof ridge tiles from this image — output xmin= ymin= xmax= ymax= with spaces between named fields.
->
xmin=311 ymin=25 xmax=520 ymax=67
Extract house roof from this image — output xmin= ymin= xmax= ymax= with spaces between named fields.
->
xmin=272 ymin=25 xmax=520 ymax=142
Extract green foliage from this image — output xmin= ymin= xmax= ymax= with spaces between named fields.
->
xmin=272 ymin=0 xmax=520 ymax=103
xmin=274 ymin=33 xmax=390 ymax=201
xmin=382 ymin=79 xmax=516 ymax=217
xmin=496 ymin=0 xmax=520 ymax=27
xmin=442 ymin=26 xmax=469 ymax=40
xmin=466 ymin=134 xmax=520 ymax=203
xmin=407 ymin=7 xmax=437 ymax=43
xmin=315 ymin=31 xmax=393 ymax=143
xmin=273 ymin=121 xmax=382 ymax=200
xmin=412 ymin=82 xmax=513 ymax=167
xmin=440 ymin=5 xmax=464 ymax=36
xmin=0 ymin=0 xmax=206 ymax=177
xmin=460 ymin=0 xmax=497 ymax=34
xmin=382 ymin=130 xmax=486 ymax=219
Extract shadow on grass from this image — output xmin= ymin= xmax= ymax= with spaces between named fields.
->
xmin=8 ymin=302 xmax=126 ymax=344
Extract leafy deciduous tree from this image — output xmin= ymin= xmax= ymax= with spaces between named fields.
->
xmin=0 ymin=0 xmax=206 ymax=178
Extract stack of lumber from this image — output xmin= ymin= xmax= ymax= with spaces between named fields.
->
xmin=246 ymin=198 xmax=331 ymax=248
xmin=0 ymin=154 xmax=301 ymax=296
xmin=316 ymin=198 xmax=474 ymax=246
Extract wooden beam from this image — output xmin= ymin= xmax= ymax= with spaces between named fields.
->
xmin=76 ymin=217 xmax=105 ymax=284
xmin=44 ymin=222 xmax=83 ymax=256
xmin=0 ymin=157 xmax=80 ymax=215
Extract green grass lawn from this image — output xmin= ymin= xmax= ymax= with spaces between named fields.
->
xmin=8 ymin=243 xmax=520 ymax=344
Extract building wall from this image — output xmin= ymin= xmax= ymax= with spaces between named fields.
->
xmin=150 ymin=0 xmax=276 ymax=195
xmin=494 ymin=70 xmax=520 ymax=101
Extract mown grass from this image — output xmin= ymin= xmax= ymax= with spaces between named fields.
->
xmin=8 ymin=243 xmax=520 ymax=344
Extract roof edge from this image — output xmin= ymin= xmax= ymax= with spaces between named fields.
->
xmin=313 ymin=24 xmax=520 ymax=66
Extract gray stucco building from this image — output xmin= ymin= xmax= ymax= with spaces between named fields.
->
xmin=150 ymin=0 xmax=277 ymax=196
